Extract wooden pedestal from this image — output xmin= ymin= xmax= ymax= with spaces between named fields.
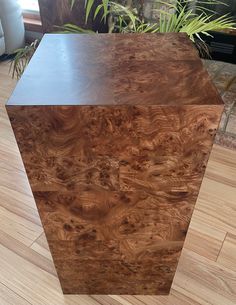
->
xmin=6 ymin=33 xmax=223 ymax=295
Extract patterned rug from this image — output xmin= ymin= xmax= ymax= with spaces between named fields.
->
xmin=203 ymin=60 xmax=236 ymax=150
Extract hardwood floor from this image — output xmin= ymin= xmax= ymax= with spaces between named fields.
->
xmin=0 ymin=60 xmax=236 ymax=304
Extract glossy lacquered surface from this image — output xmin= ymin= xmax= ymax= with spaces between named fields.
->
xmin=6 ymin=34 xmax=223 ymax=294
xmin=7 ymin=33 xmax=223 ymax=106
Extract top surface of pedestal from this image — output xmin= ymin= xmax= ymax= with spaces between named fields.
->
xmin=7 ymin=33 xmax=223 ymax=106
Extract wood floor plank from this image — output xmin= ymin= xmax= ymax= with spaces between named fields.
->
xmin=195 ymin=178 xmax=236 ymax=235
xmin=134 ymin=296 xmax=160 ymax=305
xmin=166 ymin=290 xmax=202 ymax=305
xmin=0 ymin=61 xmax=16 ymax=103
xmin=0 ymin=282 xmax=31 ymax=305
xmin=109 ymin=296 xmax=138 ymax=305
xmin=62 ymin=295 xmax=103 ymax=305
xmin=0 ymin=165 xmax=33 ymax=197
xmin=173 ymin=249 xmax=236 ymax=305
xmin=0 ymin=186 xmax=40 ymax=225
xmin=0 ymin=137 xmax=27 ymax=172
xmin=184 ymin=216 xmax=226 ymax=261
xmin=0 ymin=230 xmax=55 ymax=276
xmin=0 ymin=243 xmax=81 ymax=305
xmin=0 ymin=206 xmax=42 ymax=246
xmin=30 ymin=233 xmax=52 ymax=261
xmin=205 ymin=146 xmax=236 ymax=187
xmin=136 ymin=292 xmax=202 ymax=305
xmin=92 ymin=295 xmax=124 ymax=305
xmin=119 ymin=296 xmax=147 ymax=305
xmin=217 ymin=233 xmax=236 ymax=272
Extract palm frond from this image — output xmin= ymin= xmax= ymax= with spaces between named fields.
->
xmin=70 ymin=0 xmax=77 ymax=9
xmin=9 ymin=0 xmax=236 ymax=80
xmin=154 ymin=1 xmax=235 ymax=41
xmin=9 ymin=40 xmax=39 ymax=79
xmin=85 ymin=0 xmax=95 ymax=22
xmin=55 ymin=23 xmax=95 ymax=33
xmin=179 ymin=13 xmax=235 ymax=41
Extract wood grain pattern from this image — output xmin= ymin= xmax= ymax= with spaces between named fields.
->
xmin=7 ymin=34 xmax=222 ymax=106
xmin=30 ymin=233 xmax=53 ymax=261
xmin=0 ymin=282 xmax=31 ymax=305
xmin=6 ymin=34 xmax=223 ymax=294
xmin=217 ymin=233 xmax=236 ymax=271
xmin=7 ymin=104 xmax=222 ymax=294
xmin=1 ymin=59 xmax=236 ymax=304
xmin=173 ymin=249 xmax=236 ymax=305
xmin=184 ymin=224 xmax=225 ymax=261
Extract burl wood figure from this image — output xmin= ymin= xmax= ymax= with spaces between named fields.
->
xmin=6 ymin=33 xmax=223 ymax=294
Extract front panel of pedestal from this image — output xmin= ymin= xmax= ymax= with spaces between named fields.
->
xmin=7 ymin=104 xmax=222 ymax=294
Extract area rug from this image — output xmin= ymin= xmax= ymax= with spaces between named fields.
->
xmin=203 ymin=59 xmax=236 ymax=150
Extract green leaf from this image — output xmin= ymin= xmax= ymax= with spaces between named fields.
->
xmin=9 ymin=40 xmax=39 ymax=79
xmin=70 ymin=0 xmax=77 ymax=10
xmin=85 ymin=0 xmax=95 ymax=23
xmin=55 ymin=23 xmax=95 ymax=33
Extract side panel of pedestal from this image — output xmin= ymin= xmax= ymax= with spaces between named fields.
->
xmin=6 ymin=105 xmax=223 ymax=294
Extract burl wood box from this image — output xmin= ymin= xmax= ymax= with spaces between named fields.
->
xmin=6 ymin=33 xmax=223 ymax=294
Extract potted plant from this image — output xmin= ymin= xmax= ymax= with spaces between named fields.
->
xmin=11 ymin=0 xmax=235 ymax=78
